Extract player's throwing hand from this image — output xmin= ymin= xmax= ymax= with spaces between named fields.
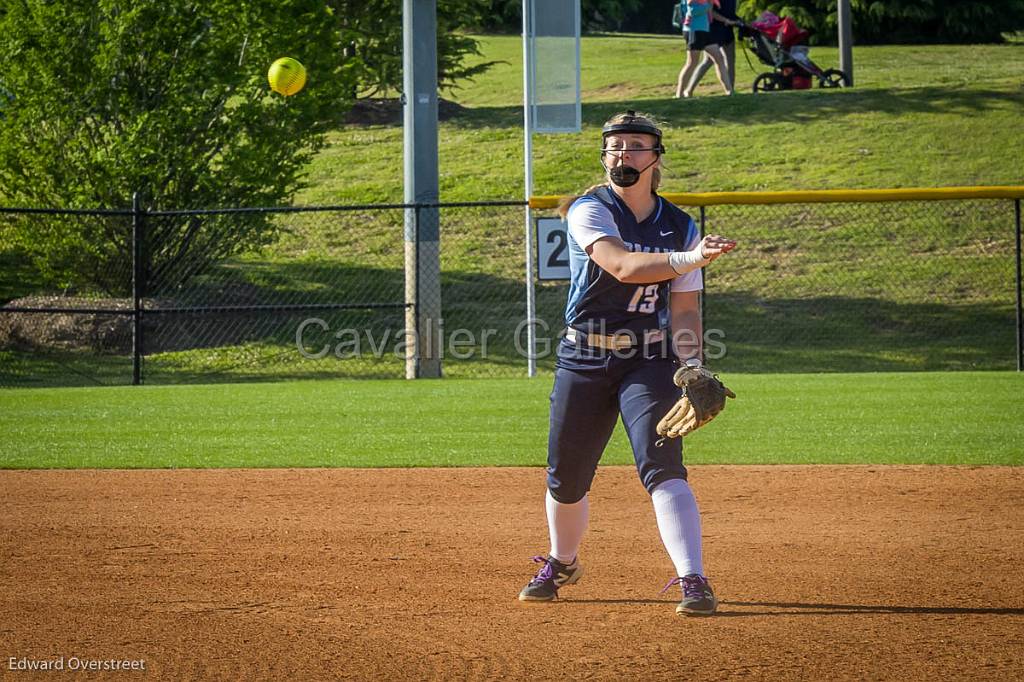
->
xmin=700 ymin=234 xmax=737 ymax=262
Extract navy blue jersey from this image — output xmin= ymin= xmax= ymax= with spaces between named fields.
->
xmin=564 ymin=186 xmax=701 ymax=335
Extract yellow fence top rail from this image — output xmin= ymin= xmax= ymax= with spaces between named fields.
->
xmin=528 ymin=186 xmax=1024 ymax=210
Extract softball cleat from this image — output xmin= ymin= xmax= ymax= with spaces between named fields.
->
xmin=518 ymin=555 xmax=584 ymax=601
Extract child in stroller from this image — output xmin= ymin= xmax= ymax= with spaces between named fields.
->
xmin=738 ymin=11 xmax=849 ymax=92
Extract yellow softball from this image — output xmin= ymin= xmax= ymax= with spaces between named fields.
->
xmin=268 ymin=57 xmax=307 ymax=96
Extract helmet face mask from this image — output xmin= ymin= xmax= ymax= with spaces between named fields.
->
xmin=601 ymin=111 xmax=664 ymax=188
xmin=601 ymin=110 xmax=666 ymax=155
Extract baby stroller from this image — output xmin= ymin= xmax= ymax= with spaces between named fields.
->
xmin=738 ymin=12 xmax=849 ymax=92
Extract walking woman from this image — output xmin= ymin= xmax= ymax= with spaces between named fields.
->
xmin=675 ymin=0 xmax=734 ymax=97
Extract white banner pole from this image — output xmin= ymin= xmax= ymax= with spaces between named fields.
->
xmin=522 ymin=0 xmax=537 ymax=377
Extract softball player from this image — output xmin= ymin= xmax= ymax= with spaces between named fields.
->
xmin=518 ymin=111 xmax=736 ymax=616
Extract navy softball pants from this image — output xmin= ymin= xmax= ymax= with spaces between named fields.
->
xmin=546 ymin=339 xmax=687 ymax=503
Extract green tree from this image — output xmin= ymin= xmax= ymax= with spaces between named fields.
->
xmin=0 ymin=0 xmax=494 ymax=296
xmin=848 ymin=0 xmax=1024 ymax=44
xmin=339 ymin=0 xmax=496 ymax=97
xmin=737 ymin=0 xmax=1024 ymax=44
xmin=476 ymin=0 xmax=645 ymax=32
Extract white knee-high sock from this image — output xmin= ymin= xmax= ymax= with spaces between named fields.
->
xmin=651 ymin=478 xmax=704 ymax=577
xmin=546 ymin=490 xmax=589 ymax=564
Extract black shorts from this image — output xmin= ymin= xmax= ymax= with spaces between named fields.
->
xmin=709 ymin=23 xmax=735 ymax=47
xmin=686 ymin=30 xmax=718 ymax=51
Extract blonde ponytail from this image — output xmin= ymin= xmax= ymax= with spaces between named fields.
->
xmin=558 ymin=182 xmax=610 ymax=219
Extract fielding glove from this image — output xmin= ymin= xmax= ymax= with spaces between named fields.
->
xmin=656 ymin=360 xmax=735 ymax=442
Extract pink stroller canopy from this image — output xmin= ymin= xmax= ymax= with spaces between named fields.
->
xmin=750 ymin=11 xmax=811 ymax=48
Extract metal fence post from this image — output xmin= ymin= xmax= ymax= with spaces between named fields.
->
xmin=403 ymin=0 xmax=442 ymax=379
xmin=131 ymin=192 xmax=145 ymax=385
xmin=414 ymin=203 xmax=422 ymax=378
xmin=838 ymin=0 xmax=854 ymax=86
xmin=1015 ymin=199 xmax=1022 ymax=372
xmin=405 ymin=203 xmax=420 ymax=379
xmin=524 ymin=204 xmax=536 ymax=377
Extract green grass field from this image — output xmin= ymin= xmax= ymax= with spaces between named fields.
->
xmin=184 ymin=39 xmax=1024 ymax=378
xmin=2 ymin=37 xmax=1023 ymax=433
xmin=8 ymin=38 xmax=1022 ymax=379
xmin=299 ymin=38 xmax=1024 ymax=205
xmin=1 ymin=372 xmax=1021 ymax=468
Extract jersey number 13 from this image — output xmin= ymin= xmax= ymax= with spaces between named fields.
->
xmin=626 ymin=284 xmax=659 ymax=314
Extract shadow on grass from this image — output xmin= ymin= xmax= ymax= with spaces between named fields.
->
xmin=2 ymin=258 xmax=1016 ymax=386
xmin=0 ymin=248 xmax=48 ymax=304
xmin=0 ymin=349 xmax=133 ymax=388
xmin=708 ymin=291 xmax=1016 ymax=372
xmin=444 ymin=86 xmax=1022 ymax=131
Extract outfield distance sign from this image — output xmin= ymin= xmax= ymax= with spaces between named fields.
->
xmin=537 ymin=217 xmax=570 ymax=280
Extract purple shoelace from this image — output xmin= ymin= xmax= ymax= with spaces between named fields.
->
xmin=529 ymin=555 xmax=556 ymax=584
xmin=661 ymin=574 xmax=708 ymax=598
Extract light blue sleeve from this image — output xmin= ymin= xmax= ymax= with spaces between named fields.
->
xmin=566 ymin=196 xmax=621 ymax=250
xmin=670 ymin=216 xmax=704 ymax=292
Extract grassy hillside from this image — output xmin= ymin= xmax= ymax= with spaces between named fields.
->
xmin=283 ymin=37 xmax=1024 ymax=378
xmin=297 ymin=37 xmax=1024 ymax=205
xmin=2 ymin=38 xmax=1022 ymax=384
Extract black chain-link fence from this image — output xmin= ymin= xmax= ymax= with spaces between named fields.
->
xmin=692 ymin=198 xmax=1021 ymax=372
xmin=532 ymin=196 xmax=1022 ymax=374
xmin=1 ymin=195 xmax=1021 ymax=386
xmin=142 ymin=204 xmax=411 ymax=383
xmin=0 ymin=201 xmax=531 ymax=386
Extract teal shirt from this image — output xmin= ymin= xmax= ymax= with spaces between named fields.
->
xmin=682 ymin=0 xmax=712 ymax=33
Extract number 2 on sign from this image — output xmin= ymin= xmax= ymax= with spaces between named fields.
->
xmin=627 ymin=284 xmax=659 ymax=313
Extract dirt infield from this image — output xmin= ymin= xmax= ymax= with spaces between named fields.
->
xmin=2 ymin=466 xmax=1022 ymax=680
